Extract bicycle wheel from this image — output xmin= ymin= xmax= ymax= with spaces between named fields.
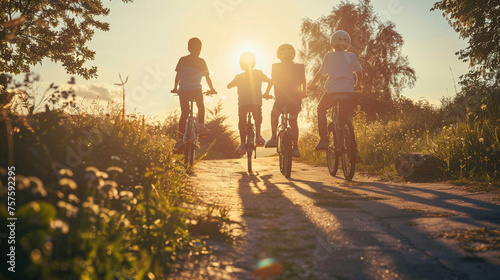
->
xmin=281 ymin=130 xmax=292 ymax=178
xmin=341 ymin=121 xmax=356 ymax=181
xmin=184 ymin=120 xmax=197 ymax=166
xmin=327 ymin=123 xmax=339 ymax=176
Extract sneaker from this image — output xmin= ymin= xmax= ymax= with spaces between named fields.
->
xmin=265 ymin=138 xmax=277 ymax=148
xmin=173 ymin=139 xmax=183 ymax=154
xmin=292 ymin=149 xmax=301 ymax=158
xmin=235 ymin=144 xmax=246 ymax=155
xmin=256 ymin=136 xmax=266 ymax=146
xmin=315 ymin=138 xmax=329 ymax=151
xmin=198 ymin=125 xmax=210 ymax=137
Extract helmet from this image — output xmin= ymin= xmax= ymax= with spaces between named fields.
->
xmin=330 ymin=30 xmax=351 ymax=50
xmin=277 ymin=44 xmax=296 ymax=61
xmin=239 ymin=51 xmax=256 ymax=70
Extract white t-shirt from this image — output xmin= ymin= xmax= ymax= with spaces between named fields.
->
xmin=319 ymin=51 xmax=362 ymax=93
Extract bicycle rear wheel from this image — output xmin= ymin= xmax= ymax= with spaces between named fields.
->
xmin=184 ymin=120 xmax=197 ymax=166
xmin=327 ymin=124 xmax=339 ymax=176
xmin=247 ymin=149 xmax=253 ymax=172
xmin=341 ymin=121 xmax=356 ymax=181
xmin=279 ymin=130 xmax=292 ymax=178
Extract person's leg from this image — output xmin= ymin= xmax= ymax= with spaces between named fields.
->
xmin=178 ymin=94 xmax=190 ymax=138
xmin=265 ymin=102 xmax=280 ymax=148
xmin=316 ymin=94 xmax=333 ymax=150
xmin=252 ymin=105 xmax=265 ymax=145
xmin=238 ymin=105 xmax=247 ymax=145
xmin=193 ymin=90 xmax=205 ymax=125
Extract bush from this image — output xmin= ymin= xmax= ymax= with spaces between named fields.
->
xmin=0 ymin=77 xmax=227 ymax=279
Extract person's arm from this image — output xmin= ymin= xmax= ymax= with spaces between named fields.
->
xmin=300 ymin=65 xmax=307 ymax=98
xmin=308 ymin=72 xmax=324 ymax=90
xmin=205 ymin=75 xmax=216 ymax=92
xmin=227 ymin=75 xmax=238 ymax=89
xmin=172 ymin=72 xmax=180 ymax=92
xmin=263 ymin=81 xmax=273 ymax=99
xmin=354 ymin=70 xmax=363 ymax=91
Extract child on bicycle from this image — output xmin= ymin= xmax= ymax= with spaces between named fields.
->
xmin=172 ymin=37 xmax=216 ymax=152
xmin=263 ymin=44 xmax=307 ymax=158
xmin=228 ymin=51 xmax=271 ymax=155
xmin=308 ymin=30 xmax=363 ymax=154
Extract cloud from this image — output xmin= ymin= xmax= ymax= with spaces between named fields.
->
xmin=74 ymin=83 xmax=122 ymax=102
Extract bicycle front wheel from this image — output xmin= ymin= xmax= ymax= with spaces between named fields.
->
xmin=279 ymin=130 xmax=292 ymax=178
xmin=247 ymin=149 xmax=253 ymax=172
xmin=327 ymin=124 xmax=339 ymax=176
xmin=341 ymin=121 xmax=356 ymax=181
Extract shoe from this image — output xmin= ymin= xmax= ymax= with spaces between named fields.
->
xmin=173 ymin=139 xmax=183 ymax=154
xmin=235 ymin=144 xmax=246 ymax=155
xmin=265 ymin=139 xmax=277 ymax=148
xmin=315 ymin=138 xmax=329 ymax=151
xmin=198 ymin=125 xmax=210 ymax=137
xmin=292 ymin=149 xmax=301 ymax=158
xmin=256 ymin=136 xmax=266 ymax=146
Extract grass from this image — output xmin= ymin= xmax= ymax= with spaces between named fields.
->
xmin=0 ymin=78 xmax=238 ymax=279
xmin=298 ymin=93 xmax=500 ymax=185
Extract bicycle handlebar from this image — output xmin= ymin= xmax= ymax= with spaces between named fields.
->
xmin=171 ymin=89 xmax=218 ymax=95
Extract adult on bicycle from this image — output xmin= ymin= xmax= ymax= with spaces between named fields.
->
xmin=172 ymin=37 xmax=216 ymax=153
xmin=228 ymin=51 xmax=271 ymax=154
xmin=308 ymin=30 xmax=363 ymax=160
xmin=264 ymin=44 xmax=307 ymax=158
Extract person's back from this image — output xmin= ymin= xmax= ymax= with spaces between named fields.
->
xmin=172 ymin=37 xmax=216 ymax=153
xmin=263 ymin=44 xmax=307 ymax=158
xmin=228 ymin=51 xmax=271 ymax=154
xmin=272 ymin=61 xmax=305 ymax=108
xmin=308 ymin=30 xmax=363 ymax=154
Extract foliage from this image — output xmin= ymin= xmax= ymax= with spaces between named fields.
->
xmin=298 ymin=96 xmax=500 ymax=182
xmin=432 ymin=0 xmax=500 ymax=84
xmin=0 ymin=77 xmax=231 ymax=279
xmin=199 ymin=101 xmax=239 ymax=160
xmin=300 ymin=0 xmax=416 ymax=116
xmin=0 ymin=0 xmax=133 ymax=79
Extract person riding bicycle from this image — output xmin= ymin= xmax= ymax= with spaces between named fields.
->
xmin=263 ymin=44 xmax=307 ymax=158
xmin=228 ymin=51 xmax=271 ymax=155
xmin=172 ymin=37 xmax=216 ymax=153
xmin=307 ymin=30 xmax=363 ymax=156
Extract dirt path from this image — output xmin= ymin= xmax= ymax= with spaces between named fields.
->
xmin=173 ymin=157 xmax=500 ymax=280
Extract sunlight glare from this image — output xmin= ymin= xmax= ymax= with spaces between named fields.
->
xmin=228 ymin=39 xmax=272 ymax=72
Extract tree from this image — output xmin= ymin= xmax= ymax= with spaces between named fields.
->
xmin=300 ymin=0 xmax=416 ymax=116
xmin=0 ymin=0 xmax=133 ymax=79
xmin=432 ymin=0 xmax=500 ymax=85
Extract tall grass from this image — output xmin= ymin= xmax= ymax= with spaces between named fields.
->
xmin=298 ymin=93 xmax=500 ymax=183
xmin=0 ymin=76 xmax=234 ymax=279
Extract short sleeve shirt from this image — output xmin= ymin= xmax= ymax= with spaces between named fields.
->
xmin=272 ymin=62 xmax=305 ymax=106
xmin=175 ymin=55 xmax=209 ymax=93
xmin=230 ymin=70 xmax=270 ymax=107
xmin=319 ymin=51 xmax=362 ymax=93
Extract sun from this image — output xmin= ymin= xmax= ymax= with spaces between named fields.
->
xmin=228 ymin=39 xmax=272 ymax=72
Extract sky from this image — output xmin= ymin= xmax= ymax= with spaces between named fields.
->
xmin=27 ymin=0 xmax=469 ymax=129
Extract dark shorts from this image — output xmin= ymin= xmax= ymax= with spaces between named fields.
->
xmin=271 ymin=100 xmax=301 ymax=120
xmin=238 ymin=105 xmax=262 ymax=129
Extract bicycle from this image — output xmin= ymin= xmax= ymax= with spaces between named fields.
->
xmin=314 ymin=86 xmax=357 ymax=181
xmin=277 ymin=107 xmax=293 ymax=178
xmin=172 ymin=89 xmax=216 ymax=166
xmin=244 ymin=112 xmax=257 ymax=173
